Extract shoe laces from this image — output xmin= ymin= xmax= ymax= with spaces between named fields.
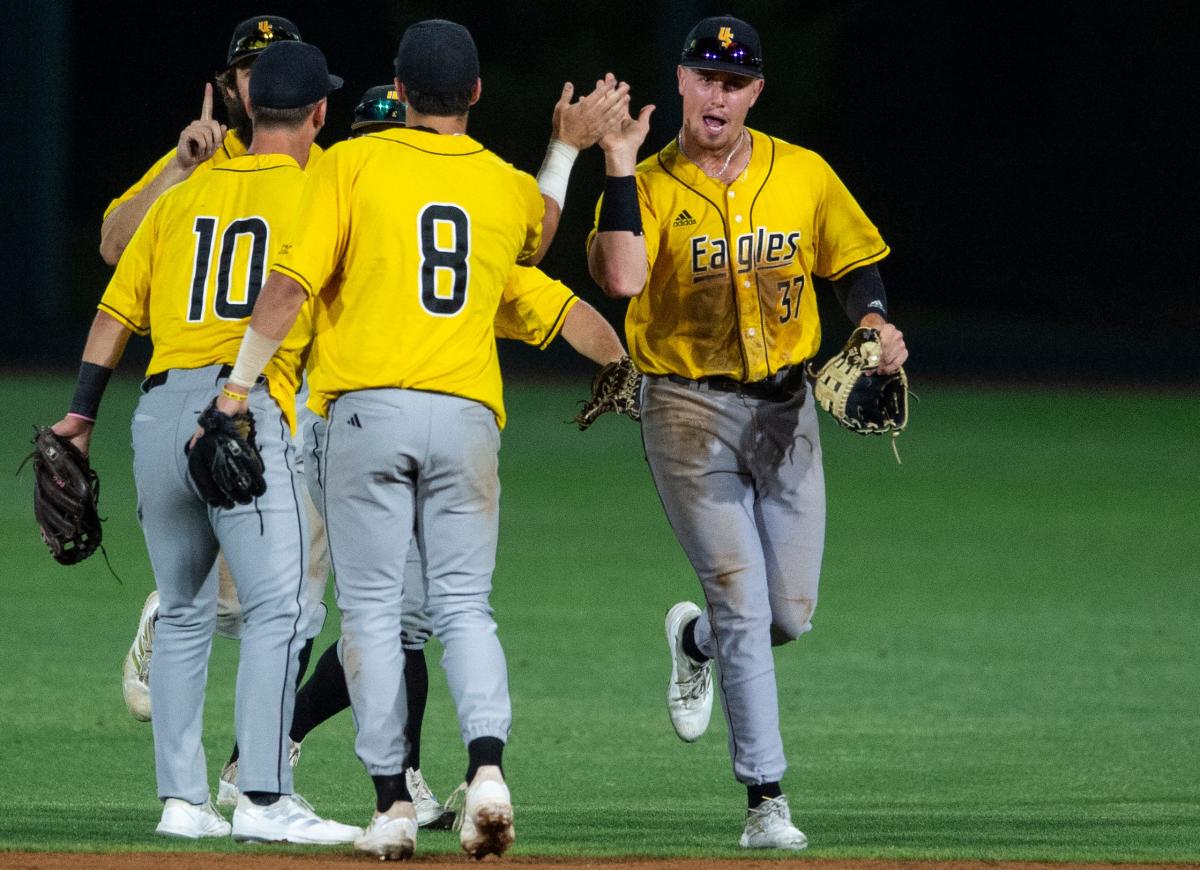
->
xmin=406 ymin=769 xmax=435 ymax=804
xmin=676 ymin=653 xmax=711 ymax=703
xmin=288 ymin=793 xmax=317 ymax=816
xmin=444 ymin=783 xmax=467 ymax=832
xmin=133 ymin=614 xmax=157 ymax=681
xmin=747 ymin=795 xmax=791 ymax=833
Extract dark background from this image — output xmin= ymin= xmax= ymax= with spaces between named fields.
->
xmin=3 ymin=0 xmax=1197 ymax=380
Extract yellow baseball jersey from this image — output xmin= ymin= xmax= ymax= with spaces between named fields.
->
xmin=99 ymin=153 xmax=313 ymax=432
xmin=494 ymin=267 xmax=578 ymax=348
xmin=103 ymin=130 xmax=323 ymax=220
xmin=589 ymin=128 xmax=888 ymax=381
xmin=272 ymin=127 xmax=544 ymax=427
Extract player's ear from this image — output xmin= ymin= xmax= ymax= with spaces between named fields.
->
xmin=395 ymin=79 xmax=409 ymax=115
xmin=469 ymin=78 xmax=482 ymax=107
xmin=747 ymin=78 xmax=764 ymax=107
xmin=676 ymin=65 xmax=686 ymax=96
xmin=313 ymin=98 xmax=328 ymax=131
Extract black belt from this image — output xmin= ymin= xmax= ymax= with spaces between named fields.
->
xmin=665 ymin=365 xmax=807 ymax=402
xmin=141 ymin=364 xmax=264 ymax=393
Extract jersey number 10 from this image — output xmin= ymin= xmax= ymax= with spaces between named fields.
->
xmin=187 ymin=216 xmax=269 ymax=322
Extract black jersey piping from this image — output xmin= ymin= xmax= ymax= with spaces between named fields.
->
xmin=366 ymin=134 xmax=486 ymax=157
xmin=747 ymin=134 xmax=777 ymax=377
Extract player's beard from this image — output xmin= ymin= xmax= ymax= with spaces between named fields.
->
xmin=221 ymin=89 xmax=254 ymax=150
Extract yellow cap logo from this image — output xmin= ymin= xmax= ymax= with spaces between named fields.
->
xmin=387 ymin=90 xmax=399 ymax=101
xmin=718 ymin=26 xmax=734 ymax=48
xmin=258 ymin=19 xmax=274 ymax=38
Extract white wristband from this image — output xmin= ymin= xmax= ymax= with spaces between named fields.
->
xmin=228 ymin=325 xmax=282 ymax=390
xmin=536 ymin=139 xmax=579 ymax=209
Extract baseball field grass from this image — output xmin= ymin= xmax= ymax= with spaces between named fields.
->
xmin=0 ymin=373 xmax=1196 ymax=863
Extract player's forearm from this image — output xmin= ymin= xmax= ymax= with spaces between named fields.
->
xmin=81 ymin=310 xmax=133 ymax=369
xmin=60 ymin=311 xmax=133 ymax=435
xmin=222 ymin=272 xmax=307 ymax=397
xmin=589 ymin=233 xmax=647 ymax=298
xmin=99 ymin=165 xmax=192 ymax=265
xmin=560 ymin=299 xmax=625 ymax=365
xmin=832 ymin=263 xmax=888 ymax=325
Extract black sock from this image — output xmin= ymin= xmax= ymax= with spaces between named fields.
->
xmin=682 ymin=617 xmax=709 ymax=663
xmin=228 ymin=638 xmax=318 ymax=765
xmin=402 ymin=647 xmax=429 ymax=772
xmin=290 ymin=642 xmax=351 ymax=743
xmin=244 ymin=790 xmax=281 ymax=807
xmin=295 ymin=636 xmax=315 ymax=687
xmin=465 ymin=736 xmax=505 ymax=785
xmin=372 ymin=773 xmax=412 ymax=812
xmin=747 ymin=781 xmax=783 ymax=808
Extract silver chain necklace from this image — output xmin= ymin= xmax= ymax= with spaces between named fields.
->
xmin=677 ymin=128 xmax=748 ymax=180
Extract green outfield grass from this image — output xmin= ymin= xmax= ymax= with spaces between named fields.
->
xmin=0 ymin=374 xmax=1196 ymax=861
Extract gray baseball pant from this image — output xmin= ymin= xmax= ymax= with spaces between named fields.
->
xmin=318 ymin=388 xmax=510 ymax=776
xmin=640 ymin=376 xmax=825 ymax=785
xmin=132 ymin=364 xmax=309 ymax=802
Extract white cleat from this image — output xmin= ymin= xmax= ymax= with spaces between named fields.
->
xmin=739 ymin=795 xmax=808 ymax=850
xmin=665 ymin=601 xmax=713 ymax=742
xmin=155 ymin=797 xmax=231 ymax=839
xmin=217 ymin=740 xmax=302 ymax=808
xmin=406 ymin=767 xmax=454 ymax=830
xmin=453 ymin=768 xmax=514 ymax=859
xmin=232 ymin=793 xmax=362 ymax=844
xmin=122 ymin=591 xmax=159 ymax=722
xmin=355 ymin=808 xmax=417 ymax=860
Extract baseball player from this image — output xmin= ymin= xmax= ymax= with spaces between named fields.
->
xmin=588 ymin=15 xmax=908 ymax=849
xmin=52 ymin=41 xmax=359 ymax=844
xmin=211 ymin=20 xmax=596 ymax=860
xmin=117 ymin=14 xmax=327 ymax=725
xmin=100 ymin=15 xmax=313 ymax=266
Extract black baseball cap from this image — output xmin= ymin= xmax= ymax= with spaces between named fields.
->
xmin=394 ymin=20 xmax=479 ymax=94
xmin=352 ymin=85 xmax=405 ymax=130
xmin=680 ymin=15 xmax=764 ymax=79
xmin=250 ymin=42 xmax=343 ymax=110
xmin=227 ymin=15 xmax=302 ymax=68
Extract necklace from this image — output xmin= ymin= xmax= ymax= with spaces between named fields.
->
xmin=677 ymin=128 xmax=749 ymax=180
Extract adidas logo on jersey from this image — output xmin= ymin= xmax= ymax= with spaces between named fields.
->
xmin=673 ymin=209 xmax=697 ymax=227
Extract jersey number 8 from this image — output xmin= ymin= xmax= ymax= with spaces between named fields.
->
xmin=418 ymin=203 xmax=470 ymax=317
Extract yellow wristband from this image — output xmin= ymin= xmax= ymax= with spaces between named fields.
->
xmin=221 ymin=386 xmax=249 ymax=403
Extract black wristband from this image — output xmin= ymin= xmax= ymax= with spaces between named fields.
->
xmin=597 ymin=175 xmax=643 ymax=235
xmin=832 ymin=263 xmax=888 ymax=323
xmin=68 ymin=361 xmax=114 ymax=421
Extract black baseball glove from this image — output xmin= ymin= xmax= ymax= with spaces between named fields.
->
xmin=186 ymin=399 xmax=267 ymax=508
xmin=574 ymin=355 xmax=643 ymax=431
xmin=809 ymin=327 xmax=908 ymax=437
xmin=24 ymin=426 xmax=103 ymax=565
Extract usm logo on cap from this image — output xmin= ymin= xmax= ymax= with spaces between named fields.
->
xmin=673 ymin=209 xmax=697 ymax=227
xmin=258 ymin=19 xmax=274 ymax=38
xmin=387 ymin=90 xmax=399 ymax=101
xmin=718 ymin=26 xmax=734 ymax=48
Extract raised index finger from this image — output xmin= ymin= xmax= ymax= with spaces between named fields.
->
xmin=200 ymin=83 xmax=213 ymax=121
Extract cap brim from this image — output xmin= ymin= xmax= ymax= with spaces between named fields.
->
xmin=680 ymin=58 xmax=763 ymax=79
xmin=350 ymin=118 xmax=403 ymax=130
xmin=328 ymin=74 xmax=345 ymax=92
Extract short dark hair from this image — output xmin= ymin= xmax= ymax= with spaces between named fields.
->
xmin=404 ymin=86 xmax=472 ymax=118
xmin=253 ymin=102 xmax=317 ymax=130
xmin=215 ymin=58 xmax=252 ymax=96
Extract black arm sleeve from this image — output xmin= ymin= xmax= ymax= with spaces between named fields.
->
xmin=831 ymin=263 xmax=888 ymax=323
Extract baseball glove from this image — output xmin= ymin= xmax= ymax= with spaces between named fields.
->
xmin=24 ymin=426 xmax=103 ymax=565
xmin=574 ymin=355 xmax=643 ymax=431
xmin=186 ymin=399 xmax=267 ymax=508
xmin=809 ymin=327 xmax=908 ymax=439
